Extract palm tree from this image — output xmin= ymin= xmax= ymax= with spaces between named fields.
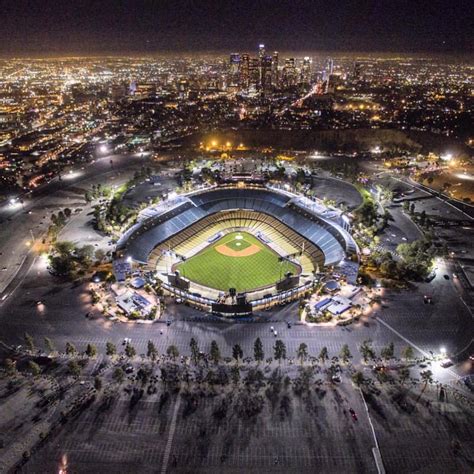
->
xmin=210 ymin=340 xmax=221 ymax=365
xmin=398 ymin=367 xmax=410 ymax=386
xmin=359 ymin=340 xmax=375 ymax=363
xmin=296 ymin=343 xmax=308 ymax=365
xmin=340 ymin=344 xmax=352 ymax=364
xmin=106 ymin=341 xmax=117 ymax=357
xmin=351 ymin=371 xmax=365 ymax=387
xmin=420 ymin=370 xmax=433 ymax=395
xmin=44 ymin=337 xmax=55 ymax=354
xmin=24 ymin=332 xmax=35 ymax=352
xmin=167 ymin=345 xmax=179 ymax=361
xmin=274 ymin=340 xmax=287 ymax=365
xmin=65 ymin=342 xmax=77 ymax=356
xmin=232 ymin=344 xmax=243 ymax=365
xmin=401 ymin=346 xmax=414 ymax=361
xmin=85 ymin=344 xmax=97 ymax=358
xmin=381 ymin=342 xmax=394 ymax=361
xmin=253 ymin=337 xmax=264 ymax=364
xmin=189 ymin=338 xmax=199 ymax=364
xmin=113 ymin=367 xmax=125 ymax=384
xmin=318 ymin=346 xmax=329 ymax=364
xmin=125 ymin=343 xmax=136 ymax=358
xmin=147 ymin=340 xmax=158 ymax=362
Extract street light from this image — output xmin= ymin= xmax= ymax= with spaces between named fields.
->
xmin=99 ymin=144 xmax=108 ymax=154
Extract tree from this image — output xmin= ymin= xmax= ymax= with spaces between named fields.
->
xmin=65 ymin=342 xmax=77 ymax=356
xmin=398 ymin=367 xmax=410 ymax=386
xmin=166 ymin=345 xmax=179 ymax=360
xmin=125 ymin=343 xmax=136 ymax=358
xmin=352 ymin=371 xmax=365 ymax=386
xmin=106 ymin=341 xmax=117 ymax=357
xmin=94 ymin=248 xmax=106 ymax=262
xmin=94 ymin=376 xmax=103 ymax=391
xmin=230 ymin=365 xmax=240 ymax=385
xmin=232 ymin=344 xmax=243 ymax=364
xmin=77 ymin=245 xmax=95 ymax=263
xmin=340 ymin=344 xmax=352 ymax=364
xmin=189 ymin=338 xmax=199 ymax=364
xmin=210 ymin=340 xmax=221 ymax=365
xmin=64 ymin=208 xmax=72 ymax=219
xmin=24 ymin=332 xmax=35 ymax=352
xmin=296 ymin=343 xmax=308 ymax=365
xmin=44 ymin=337 xmax=55 ymax=353
xmin=420 ymin=370 xmax=433 ymax=394
xmin=253 ymin=337 xmax=264 ymax=363
xmin=4 ymin=358 xmax=17 ymax=376
xmin=67 ymin=360 xmax=81 ymax=377
xmin=402 ymin=346 xmax=414 ymax=361
xmin=380 ymin=342 xmax=394 ymax=361
xmin=113 ymin=367 xmax=125 ymax=384
xmin=318 ymin=346 xmax=329 ymax=364
xmin=359 ymin=340 xmax=375 ymax=363
xmin=28 ymin=361 xmax=41 ymax=377
xmin=147 ymin=340 xmax=158 ymax=361
xmin=274 ymin=340 xmax=287 ymax=364
xmin=85 ymin=344 xmax=97 ymax=358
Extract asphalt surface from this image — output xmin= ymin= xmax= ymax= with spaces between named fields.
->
xmin=0 ymin=156 xmax=472 ymax=388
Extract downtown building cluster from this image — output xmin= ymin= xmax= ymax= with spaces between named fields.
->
xmin=228 ymin=44 xmax=318 ymax=92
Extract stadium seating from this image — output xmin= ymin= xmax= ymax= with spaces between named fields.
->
xmin=117 ymin=186 xmax=357 ymax=268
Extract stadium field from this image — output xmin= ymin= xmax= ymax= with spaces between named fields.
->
xmin=175 ymin=231 xmax=299 ymax=292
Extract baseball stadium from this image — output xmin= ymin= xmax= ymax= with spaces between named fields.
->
xmin=116 ymin=182 xmax=359 ymax=314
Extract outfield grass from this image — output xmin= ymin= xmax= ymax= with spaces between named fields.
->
xmin=175 ymin=231 xmax=299 ymax=292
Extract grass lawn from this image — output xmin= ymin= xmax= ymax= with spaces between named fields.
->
xmin=176 ymin=231 xmax=299 ymax=292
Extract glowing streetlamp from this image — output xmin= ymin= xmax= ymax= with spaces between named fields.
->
xmin=99 ymin=144 xmax=108 ymax=154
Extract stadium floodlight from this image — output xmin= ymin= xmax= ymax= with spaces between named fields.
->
xmin=99 ymin=144 xmax=108 ymax=154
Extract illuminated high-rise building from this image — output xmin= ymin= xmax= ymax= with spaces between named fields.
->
xmin=301 ymin=56 xmax=312 ymax=84
xmin=229 ymin=53 xmax=241 ymax=87
xmin=282 ymin=58 xmax=297 ymax=87
xmin=271 ymin=51 xmax=279 ymax=87
xmin=261 ymin=55 xmax=273 ymax=91
xmin=240 ymin=53 xmax=250 ymax=89
xmin=249 ymin=57 xmax=260 ymax=89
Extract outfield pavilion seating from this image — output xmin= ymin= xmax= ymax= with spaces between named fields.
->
xmin=117 ymin=186 xmax=357 ymax=268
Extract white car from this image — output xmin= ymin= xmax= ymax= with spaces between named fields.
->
xmin=440 ymin=358 xmax=453 ymax=368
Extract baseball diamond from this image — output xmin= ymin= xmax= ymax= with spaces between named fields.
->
xmin=175 ymin=231 xmax=298 ymax=292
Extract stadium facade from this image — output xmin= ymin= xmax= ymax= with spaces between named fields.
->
xmin=116 ymin=183 xmax=359 ymax=314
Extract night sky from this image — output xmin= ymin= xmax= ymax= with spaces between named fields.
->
xmin=0 ymin=0 xmax=472 ymax=56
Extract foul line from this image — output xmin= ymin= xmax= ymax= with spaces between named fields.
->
xmin=161 ymin=394 xmax=182 ymax=474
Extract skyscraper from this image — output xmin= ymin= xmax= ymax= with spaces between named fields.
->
xmin=261 ymin=55 xmax=273 ymax=91
xmin=271 ymin=51 xmax=279 ymax=88
xmin=301 ymin=56 xmax=312 ymax=85
xmin=229 ymin=53 xmax=241 ymax=87
xmin=240 ymin=53 xmax=250 ymax=89
xmin=282 ymin=58 xmax=297 ymax=87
